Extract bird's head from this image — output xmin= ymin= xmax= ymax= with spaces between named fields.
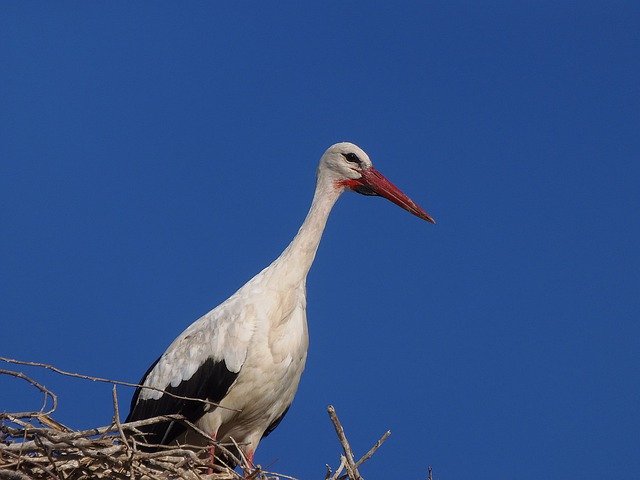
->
xmin=319 ymin=142 xmax=435 ymax=224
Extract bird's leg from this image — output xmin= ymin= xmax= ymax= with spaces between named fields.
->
xmin=207 ymin=432 xmax=218 ymax=475
xmin=242 ymin=449 xmax=255 ymax=477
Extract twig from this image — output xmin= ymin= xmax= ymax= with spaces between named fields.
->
xmin=0 ymin=356 xmax=239 ymax=412
xmin=111 ymin=385 xmax=130 ymax=449
xmin=33 ymin=435 xmax=64 ymax=479
xmin=0 ymin=368 xmax=57 ymax=415
xmin=261 ymin=471 xmax=300 ymax=480
xmin=0 ymin=470 xmax=33 ymax=480
xmin=228 ymin=437 xmax=253 ymax=478
xmin=3 ymin=449 xmax=60 ymax=480
xmin=327 ymin=405 xmax=361 ymax=480
xmin=329 ymin=455 xmax=346 ymax=480
xmin=325 ymin=464 xmax=332 ymax=480
xmin=17 ymin=428 xmax=28 ymax=475
xmin=354 ymin=430 xmax=391 ymax=468
xmin=1 ymin=414 xmax=188 ymax=452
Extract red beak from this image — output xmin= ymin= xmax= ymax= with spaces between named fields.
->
xmin=347 ymin=167 xmax=435 ymax=224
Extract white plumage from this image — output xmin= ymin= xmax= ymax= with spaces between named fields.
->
xmin=126 ymin=142 xmax=434 ymax=467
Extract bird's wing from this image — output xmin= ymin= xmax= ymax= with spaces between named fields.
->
xmin=262 ymin=405 xmax=290 ymax=439
xmin=126 ymin=298 xmax=255 ymax=445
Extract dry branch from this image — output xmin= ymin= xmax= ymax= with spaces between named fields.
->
xmin=0 ymin=357 xmax=237 ymax=413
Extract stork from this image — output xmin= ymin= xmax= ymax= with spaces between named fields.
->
xmin=125 ymin=142 xmax=434 ymax=469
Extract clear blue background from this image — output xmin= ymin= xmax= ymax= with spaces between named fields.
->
xmin=1 ymin=2 xmax=638 ymax=479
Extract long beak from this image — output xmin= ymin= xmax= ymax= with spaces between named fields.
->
xmin=355 ymin=167 xmax=435 ymax=224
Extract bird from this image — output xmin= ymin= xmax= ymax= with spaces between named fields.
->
xmin=125 ymin=142 xmax=434 ymax=469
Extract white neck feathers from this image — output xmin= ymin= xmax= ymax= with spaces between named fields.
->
xmin=272 ymin=171 xmax=343 ymax=284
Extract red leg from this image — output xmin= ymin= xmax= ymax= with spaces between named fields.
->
xmin=243 ymin=449 xmax=255 ymax=477
xmin=207 ymin=433 xmax=217 ymax=474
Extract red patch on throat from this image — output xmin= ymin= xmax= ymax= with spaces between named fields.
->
xmin=336 ymin=178 xmax=361 ymax=190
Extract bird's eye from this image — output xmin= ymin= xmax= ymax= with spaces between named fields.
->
xmin=342 ymin=152 xmax=362 ymax=165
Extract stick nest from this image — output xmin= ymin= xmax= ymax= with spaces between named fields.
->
xmin=1 ymin=358 xmax=391 ymax=480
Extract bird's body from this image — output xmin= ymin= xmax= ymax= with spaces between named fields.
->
xmin=126 ymin=142 xmax=434 ymax=468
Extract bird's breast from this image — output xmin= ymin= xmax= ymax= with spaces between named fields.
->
xmin=207 ymin=288 xmax=309 ymax=442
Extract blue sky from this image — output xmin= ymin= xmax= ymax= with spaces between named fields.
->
xmin=1 ymin=2 xmax=639 ymax=479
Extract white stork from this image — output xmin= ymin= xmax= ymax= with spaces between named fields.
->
xmin=126 ymin=142 xmax=434 ymax=468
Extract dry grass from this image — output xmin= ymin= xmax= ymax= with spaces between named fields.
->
xmin=0 ymin=358 xmax=391 ymax=480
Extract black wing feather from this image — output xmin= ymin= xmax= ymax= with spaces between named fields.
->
xmin=126 ymin=356 xmax=238 ymax=447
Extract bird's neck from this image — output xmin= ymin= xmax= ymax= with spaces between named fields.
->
xmin=274 ymin=173 xmax=342 ymax=283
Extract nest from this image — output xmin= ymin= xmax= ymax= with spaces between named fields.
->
xmin=1 ymin=358 xmax=391 ymax=480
